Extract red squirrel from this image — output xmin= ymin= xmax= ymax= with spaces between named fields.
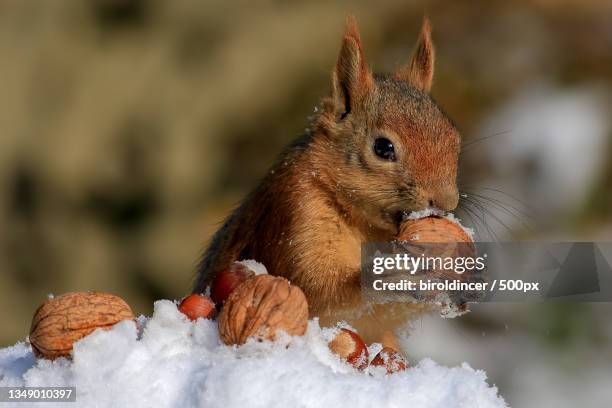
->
xmin=194 ymin=17 xmax=460 ymax=349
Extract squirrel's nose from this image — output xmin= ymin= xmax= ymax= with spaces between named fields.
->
xmin=428 ymin=188 xmax=459 ymax=211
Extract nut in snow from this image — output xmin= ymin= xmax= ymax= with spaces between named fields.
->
xmin=328 ymin=328 xmax=369 ymax=370
xmin=29 ymin=292 xmax=134 ymax=360
xmin=218 ymin=274 xmax=308 ymax=345
xmin=179 ymin=294 xmax=216 ymax=321
xmin=210 ymin=262 xmax=256 ymax=306
xmin=370 ymin=347 xmax=407 ymax=374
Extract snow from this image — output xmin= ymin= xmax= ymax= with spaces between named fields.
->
xmin=403 ymin=210 xmax=476 ymax=241
xmin=236 ymin=259 xmax=268 ymax=276
xmin=443 ymin=213 xmax=475 ymax=240
xmin=404 ymin=208 xmax=445 ymax=220
xmin=0 ymin=300 xmax=507 ymax=408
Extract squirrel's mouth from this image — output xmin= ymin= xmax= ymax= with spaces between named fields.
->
xmin=389 ymin=207 xmax=446 ymax=229
xmin=392 ymin=210 xmax=405 ymax=227
xmin=379 ymin=210 xmax=404 ymax=230
xmin=402 ymin=207 xmax=445 ymax=221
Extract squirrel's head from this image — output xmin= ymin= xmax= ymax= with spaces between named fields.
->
xmin=315 ymin=16 xmax=460 ymax=232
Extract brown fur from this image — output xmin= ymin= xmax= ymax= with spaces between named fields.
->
xmin=193 ymin=17 xmax=460 ymax=348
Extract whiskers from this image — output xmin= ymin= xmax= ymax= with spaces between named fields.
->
xmin=460 ymin=129 xmax=513 ymax=154
xmin=335 ymin=181 xmax=534 ymax=242
xmin=457 ymin=187 xmax=535 ymax=241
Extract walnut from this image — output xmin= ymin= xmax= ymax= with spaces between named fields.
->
xmin=398 ymin=216 xmax=475 ymax=268
xmin=29 ymin=292 xmax=134 ymax=360
xmin=218 ymin=275 xmax=308 ymax=345
xmin=399 ymin=216 xmax=472 ymax=244
xmin=397 ymin=216 xmax=481 ymax=313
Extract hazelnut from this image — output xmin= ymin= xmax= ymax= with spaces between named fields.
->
xmin=179 ymin=294 xmax=216 ymax=321
xmin=328 ymin=328 xmax=369 ymax=370
xmin=370 ymin=346 xmax=407 ymax=374
xmin=210 ymin=262 xmax=256 ymax=305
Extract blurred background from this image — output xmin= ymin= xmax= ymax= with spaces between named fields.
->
xmin=1 ymin=0 xmax=611 ymax=406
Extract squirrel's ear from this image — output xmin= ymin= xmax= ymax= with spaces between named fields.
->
xmin=332 ymin=16 xmax=374 ymax=118
xmin=396 ymin=17 xmax=435 ymax=93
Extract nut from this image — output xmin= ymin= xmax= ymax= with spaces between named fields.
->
xmin=179 ymin=294 xmax=216 ymax=321
xmin=370 ymin=347 xmax=407 ymax=374
xmin=397 ymin=215 xmax=476 ymax=276
xmin=218 ymin=274 xmax=308 ymax=345
xmin=210 ymin=262 xmax=256 ymax=305
xmin=398 ymin=216 xmax=472 ymax=244
xmin=397 ymin=216 xmax=482 ymax=310
xmin=328 ymin=328 xmax=369 ymax=370
xmin=29 ymin=292 xmax=134 ymax=360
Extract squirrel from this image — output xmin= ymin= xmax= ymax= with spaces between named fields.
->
xmin=193 ymin=17 xmax=460 ymax=350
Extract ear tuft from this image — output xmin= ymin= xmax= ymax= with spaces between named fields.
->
xmin=332 ymin=16 xmax=374 ymax=118
xmin=345 ymin=15 xmax=360 ymax=43
xmin=396 ymin=17 xmax=435 ymax=92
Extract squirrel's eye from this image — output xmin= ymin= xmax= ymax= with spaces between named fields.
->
xmin=373 ymin=137 xmax=396 ymax=161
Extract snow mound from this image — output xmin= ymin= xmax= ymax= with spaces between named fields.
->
xmin=0 ymin=300 xmax=507 ymax=408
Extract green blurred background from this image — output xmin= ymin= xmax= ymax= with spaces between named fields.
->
xmin=1 ymin=1 xmax=611 ymax=406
